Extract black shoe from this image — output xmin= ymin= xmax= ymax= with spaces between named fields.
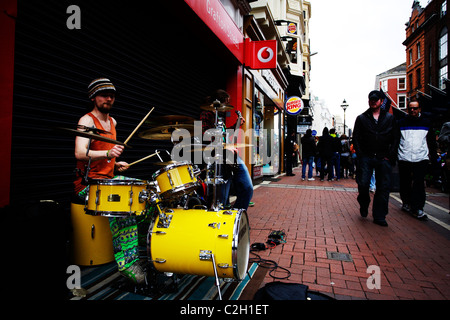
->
xmin=287 ymin=174 xmax=296 ymax=176
xmin=373 ymin=220 xmax=388 ymax=227
xmin=360 ymin=207 xmax=368 ymax=218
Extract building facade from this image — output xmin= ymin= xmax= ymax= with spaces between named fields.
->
xmin=404 ymin=0 xmax=449 ymax=113
xmin=0 ymin=0 xmax=314 ymax=206
xmin=375 ymin=63 xmax=408 ymax=111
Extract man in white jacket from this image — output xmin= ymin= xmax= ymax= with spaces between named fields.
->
xmin=397 ymin=99 xmax=436 ymax=220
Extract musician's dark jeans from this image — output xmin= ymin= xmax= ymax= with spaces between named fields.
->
xmin=356 ymin=156 xmax=392 ymax=221
xmin=222 ymin=156 xmax=253 ymax=210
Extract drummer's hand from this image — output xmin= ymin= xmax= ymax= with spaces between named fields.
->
xmin=108 ymin=145 xmax=125 ymax=159
xmin=116 ymin=162 xmax=129 ymax=172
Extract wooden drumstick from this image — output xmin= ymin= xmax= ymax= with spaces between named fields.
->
xmin=127 ymin=151 xmax=160 ymax=167
xmin=124 ymin=107 xmax=155 ymax=145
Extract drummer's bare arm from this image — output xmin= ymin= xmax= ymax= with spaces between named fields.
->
xmin=74 ymin=116 xmax=124 ymax=161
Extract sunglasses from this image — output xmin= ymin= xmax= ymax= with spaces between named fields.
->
xmin=408 ymin=107 xmax=420 ymax=111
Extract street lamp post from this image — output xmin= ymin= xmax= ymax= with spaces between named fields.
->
xmin=341 ymin=99 xmax=349 ymax=136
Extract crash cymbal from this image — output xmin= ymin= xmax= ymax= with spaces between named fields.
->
xmin=200 ymin=103 xmax=234 ymax=112
xmin=139 ymin=125 xmax=195 ymax=140
xmin=223 ymin=143 xmax=253 ymax=149
xmin=153 ymin=161 xmax=179 ymax=166
xmin=55 ymin=127 xmax=128 ymax=146
xmin=145 ymin=115 xmax=195 ymax=126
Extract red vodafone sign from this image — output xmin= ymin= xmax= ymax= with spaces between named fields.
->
xmin=285 ymin=96 xmax=303 ymax=116
xmin=244 ymin=38 xmax=277 ymax=70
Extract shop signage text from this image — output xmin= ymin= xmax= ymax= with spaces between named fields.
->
xmin=184 ymin=0 xmax=244 ymax=63
xmin=285 ymin=96 xmax=303 ymax=116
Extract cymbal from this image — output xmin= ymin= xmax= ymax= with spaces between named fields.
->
xmin=223 ymin=143 xmax=253 ymax=149
xmin=153 ymin=161 xmax=179 ymax=166
xmin=55 ymin=127 xmax=128 ymax=146
xmin=200 ymin=103 xmax=234 ymax=112
xmin=139 ymin=125 xmax=195 ymax=140
xmin=145 ymin=115 xmax=195 ymax=126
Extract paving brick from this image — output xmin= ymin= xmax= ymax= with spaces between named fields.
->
xmin=248 ymin=170 xmax=450 ymax=300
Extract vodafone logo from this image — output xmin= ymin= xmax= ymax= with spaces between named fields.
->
xmin=257 ymin=47 xmax=274 ymax=63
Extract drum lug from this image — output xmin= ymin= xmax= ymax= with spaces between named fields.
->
xmin=128 ymin=190 xmax=133 ymax=207
xmin=218 ymin=263 xmax=232 ymax=269
xmin=223 ymin=210 xmax=233 ymax=215
xmin=218 ymin=234 xmax=229 ymax=239
xmin=187 ymin=166 xmax=194 ymax=180
xmin=167 ymin=172 xmax=174 ymax=188
xmin=138 ymin=189 xmax=150 ymax=203
xmin=208 ymin=222 xmax=221 ymax=229
xmin=157 ymin=213 xmax=172 ymax=228
xmin=151 ymin=258 xmax=166 ymax=264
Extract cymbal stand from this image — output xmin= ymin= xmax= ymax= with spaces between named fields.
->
xmin=83 ymin=137 xmax=93 ymax=185
xmin=209 ymin=101 xmax=226 ymax=212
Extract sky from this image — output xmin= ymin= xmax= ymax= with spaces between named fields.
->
xmin=308 ymin=0 xmax=430 ymax=130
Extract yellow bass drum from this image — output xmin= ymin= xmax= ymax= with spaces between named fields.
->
xmin=147 ymin=208 xmax=250 ymax=280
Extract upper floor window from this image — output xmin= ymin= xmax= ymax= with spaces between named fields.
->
xmin=398 ymin=77 xmax=406 ymax=90
xmin=439 ymin=27 xmax=448 ymax=61
xmin=417 ymin=42 xmax=421 ymax=60
xmin=441 ymin=1 xmax=447 ymax=17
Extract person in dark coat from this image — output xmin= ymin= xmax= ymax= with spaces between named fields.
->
xmin=317 ymin=127 xmax=334 ymax=181
xmin=285 ymin=131 xmax=297 ymax=176
xmin=353 ymin=90 xmax=399 ymax=227
xmin=301 ymin=129 xmax=317 ymax=180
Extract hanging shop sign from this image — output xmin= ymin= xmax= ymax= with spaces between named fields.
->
xmin=285 ymin=96 xmax=303 ymax=116
xmin=244 ymin=38 xmax=277 ymax=70
xmin=184 ymin=0 xmax=244 ymax=63
xmin=287 ymin=22 xmax=297 ymax=35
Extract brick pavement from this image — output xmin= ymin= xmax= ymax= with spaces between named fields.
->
xmin=246 ymin=168 xmax=450 ymax=300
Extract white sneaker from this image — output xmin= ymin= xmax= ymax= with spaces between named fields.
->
xmin=415 ymin=210 xmax=427 ymax=220
xmin=308 ymin=178 xmax=315 ymax=181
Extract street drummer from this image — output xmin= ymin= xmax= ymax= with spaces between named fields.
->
xmin=73 ymin=78 xmax=145 ymax=285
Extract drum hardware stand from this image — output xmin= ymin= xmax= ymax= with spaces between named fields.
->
xmin=200 ymin=250 xmax=223 ymax=300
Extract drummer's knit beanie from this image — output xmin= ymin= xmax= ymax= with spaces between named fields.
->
xmin=88 ymin=78 xmax=116 ymax=99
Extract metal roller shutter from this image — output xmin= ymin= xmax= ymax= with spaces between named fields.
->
xmin=11 ymin=0 xmax=232 ymax=205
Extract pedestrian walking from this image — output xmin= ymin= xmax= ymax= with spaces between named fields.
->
xmin=329 ymin=128 xmax=341 ymax=180
xmin=398 ymin=99 xmax=436 ymax=220
xmin=285 ymin=131 xmax=297 ymax=176
xmin=301 ymin=129 xmax=317 ymax=181
xmin=353 ymin=90 xmax=399 ymax=227
xmin=340 ymin=135 xmax=351 ymax=179
xmin=317 ymin=127 xmax=334 ymax=181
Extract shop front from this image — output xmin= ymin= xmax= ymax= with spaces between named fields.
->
xmin=4 ymin=0 xmax=251 ymax=205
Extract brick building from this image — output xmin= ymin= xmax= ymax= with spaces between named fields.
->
xmin=404 ymin=0 xmax=449 ymax=117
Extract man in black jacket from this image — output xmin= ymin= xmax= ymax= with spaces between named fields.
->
xmin=353 ymin=90 xmax=399 ymax=226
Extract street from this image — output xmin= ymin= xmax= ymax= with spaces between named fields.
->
xmin=246 ymin=167 xmax=450 ymax=300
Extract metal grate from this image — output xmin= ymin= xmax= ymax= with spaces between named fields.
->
xmin=326 ymin=252 xmax=353 ymax=262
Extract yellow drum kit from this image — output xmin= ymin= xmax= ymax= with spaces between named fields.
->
xmin=61 ymin=105 xmax=251 ymax=299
